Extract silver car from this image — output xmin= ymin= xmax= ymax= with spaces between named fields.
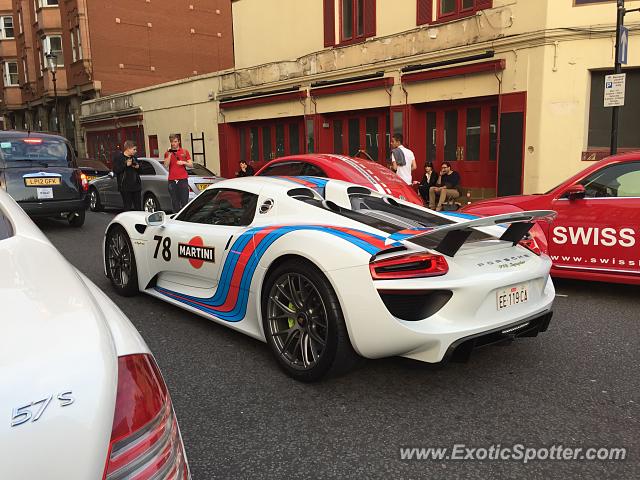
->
xmin=88 ymin=157 xmax=222 ymax=213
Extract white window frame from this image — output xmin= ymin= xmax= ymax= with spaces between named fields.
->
xmin=22 ymin=58 xmax=28 ymax=82
xmin=0 ymin=15 xmax=14 ymax=39
xmin=76 ymin=27 xmax=82 ymax=60
xmin=4 ymin=61 xmax=19 ymax=86
xmin=42 ymin=35 xmax=63 ymax=68
xmin=37 ymin=0 xmax=59 ymax=8
xmin=18 ymin=10 xmax=23 ymax=34
xmin=70 ymin=28 xmax=76 ymax=62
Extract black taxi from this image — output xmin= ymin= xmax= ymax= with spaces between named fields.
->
xmin=0 ymin=131 xmax=88 ymax=227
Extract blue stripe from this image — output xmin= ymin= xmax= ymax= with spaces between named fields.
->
xmin=442 ymin=212 xmax=478 ymax=220
xmin=155 ymin=225 xmax=387 ymax=322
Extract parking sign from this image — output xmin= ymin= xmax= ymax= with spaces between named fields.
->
xmin=604 ymin=73 xmax=626 ymax=107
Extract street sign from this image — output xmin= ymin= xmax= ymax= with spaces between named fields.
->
xmin=604 ymin=73 xmax=626 ymax=107
xmin=619 ymin=26 xmax=629 ymax=65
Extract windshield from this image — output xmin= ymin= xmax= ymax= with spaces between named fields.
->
xmin=0 ymin=138 xmax=72 ymax=167
xmin=187 ymin=163 xmax=215 ymax=177
xmin=348 ymin=194 xmax=456 ymax=232
xmin=77 ymin=158 xmax=109 ymax=170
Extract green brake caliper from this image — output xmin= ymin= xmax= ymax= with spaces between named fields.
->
xmin=288 ymin=302 xmax=296 ymax=328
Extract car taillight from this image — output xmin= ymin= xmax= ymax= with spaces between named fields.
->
xmin=103 ymin=354 xmax=189 ymax=480
xmin=519 ymin=237 xmax=542 ymax=256
xmin=370 ymin=252 xmax=449 ymax=280
xmin=75 ymin=170 xmax=89 ymax=192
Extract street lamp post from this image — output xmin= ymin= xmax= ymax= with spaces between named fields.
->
xmin=45 ymin=51 xmax=60 ymax=133
xmin=610 ymin=0 xmax=640 ymax=155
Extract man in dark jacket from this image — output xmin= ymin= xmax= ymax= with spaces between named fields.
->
xmin=236 ymin=160 xmax=255 ymax=177
xmin=429 ymin=162 xmax=461 ymax=211
xmin=112 ymin=140 xmax=142 ymax=211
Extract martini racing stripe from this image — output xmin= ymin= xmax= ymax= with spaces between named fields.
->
xmin=155 ymin=224 xmax=390 ymax=322
xmin=389 ymin=228 xmax=434 ymax=241
xmin=276 ymin=176 xmax=329 ymax=196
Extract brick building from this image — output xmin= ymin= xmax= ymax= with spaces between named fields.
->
xmin=0 ymin=0 xmax=233 ymax=156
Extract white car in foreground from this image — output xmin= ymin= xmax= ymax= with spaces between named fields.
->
xmin=103 ymin=176 xmax=556 ymax=382
xmin=0 ymin=190 xmax=189 ymax=479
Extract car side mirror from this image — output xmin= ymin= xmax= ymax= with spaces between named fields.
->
xmin=109 ymin=171 xmax=115 ymax=178
xmin=564 ymin=184 xmax=586 ymax=201
xmin=145 ymin=211 xmax=166 ymax=227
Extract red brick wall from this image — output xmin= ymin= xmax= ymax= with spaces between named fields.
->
xmin=85 ymin=0 xmax=234 ymax=96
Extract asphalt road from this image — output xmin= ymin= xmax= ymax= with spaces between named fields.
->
xmin=39 ymin=211 xmax=639 ymax=480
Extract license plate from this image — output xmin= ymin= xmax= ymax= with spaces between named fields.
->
xmin=25 ymin=177 xmax=61 ymax=186
xmin=37 ymin=188 xmax=54 ymax=200
xmin=196 ymin=183 xmax=209 ymax=191
xmin=86 ymin=175 xmax=97 ymax=182
xmin=496 ymin=283 xmax=529 ymax=310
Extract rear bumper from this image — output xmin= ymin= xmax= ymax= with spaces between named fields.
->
xmin=443 ymin=310 xmax=553 ymax=363
xmin=19 ymin=196 xmax=88 ymax=216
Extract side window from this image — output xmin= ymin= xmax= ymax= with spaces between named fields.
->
xmin=579 ymin=162 xmax=640 ymax=198
xmin=0 ymin=210 xmax=13 ymax=240
xmin=137 ymin=160 xmax=156 ymax=176
xmin=177 ymin=188 xmax=258 ymax=226
xmin=302 ymin=163 xmax=328 ymax=177
xmin=259 ymin=162 xmax=304 ymax=176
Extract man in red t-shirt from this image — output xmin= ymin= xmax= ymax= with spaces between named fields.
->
xmin=163 ymin=134 xmax=193 ymax=212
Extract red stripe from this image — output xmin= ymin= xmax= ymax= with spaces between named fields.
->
xmin=330 ymin=226 xmax=388 ymax=249
xmin=280 ymin=176 xmax=318 ymax=188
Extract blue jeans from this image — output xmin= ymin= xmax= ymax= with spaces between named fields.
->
xmin=168 ymin=179 xmax=189 ymax=212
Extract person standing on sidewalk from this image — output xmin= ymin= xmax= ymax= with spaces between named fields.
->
xmin=112 ymin=140 xmax=142 ymax=211
xmin=164 ymin=134 xmax=193 ymax=212
xmin=390 ymin=134 xmax=416 ymax=185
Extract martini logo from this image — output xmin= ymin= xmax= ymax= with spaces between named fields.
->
xmin=178 ymin=236 xmax=215 ymax=269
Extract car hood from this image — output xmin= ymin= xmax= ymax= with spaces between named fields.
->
xmin=0 ymin=234 xmax=117 ymax=479
xmin=469 ymin=194 xmax=546 ymax=208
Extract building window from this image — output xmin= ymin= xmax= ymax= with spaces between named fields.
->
xmin=436 ymin=0 xmax=492 ymax=22
xmin=339 ymin=0 xmax=375 ymax=44
xmin=70 ymin=29 xmax=76 ymax=62
xmin=4 ymin=61 xmax=19 ymax=86
xmin=76 ymin=28 xmax=83 ymax=60
xmin=37 ymin=0 xmax=59 ymax=7
xmin=1 ymin=16 xmax=14 ymax=39
xmin=22 ymin=58 xmax=28 ymax=82
xmin=70 ymin=27 xmax=82 ymax=62
xmin=42 ymin=35 xmax=63 ymax=68
xmin=588 ymin=69 xmax=640 ymax=149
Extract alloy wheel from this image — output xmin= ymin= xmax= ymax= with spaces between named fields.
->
xmin=266 ymin=272 xmax=329 ymax=370
xmin=90 ymin=190 xmax=98 ymax=210
xmin=107 ymin=230 xmax=132 ymax=288
xmin=144 ymin=195 xmax=157 ymax=213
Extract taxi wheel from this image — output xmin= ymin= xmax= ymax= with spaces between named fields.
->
xmin=105 ymin=225 xmax=139 ymax=297
xmin=89 ymin=188 xmax=102 ymax=212
xmin=144 ymin=193 xmax=159 ymax=213
xmin=68 ymin=209 xmax=85 ymax=228
xmin=262 ymin=258 xmax=361 ymax=382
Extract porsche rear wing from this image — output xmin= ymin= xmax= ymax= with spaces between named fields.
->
xmin=392 ymin=210 xmax=557 ymax=257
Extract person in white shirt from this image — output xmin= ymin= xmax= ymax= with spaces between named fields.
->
xmin=390 ymin=134 xmax=416 ymax=185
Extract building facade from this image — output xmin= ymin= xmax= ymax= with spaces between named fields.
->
xmin=1 ymin=0 xmax=233 ymax=157
xmin=79 ymin=0 xmax=640 ymax=197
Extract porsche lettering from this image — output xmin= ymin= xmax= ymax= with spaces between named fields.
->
xmin=552 ymin=227 xmax=636 ymax=247
xmin=178 ymin=243 xmax=215 ymax=263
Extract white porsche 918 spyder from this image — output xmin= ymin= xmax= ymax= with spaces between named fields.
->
xmin=103 ymin=176 xmax=556 ymax=382
xmin=0 ymin=190 xmax=190 ymax=480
